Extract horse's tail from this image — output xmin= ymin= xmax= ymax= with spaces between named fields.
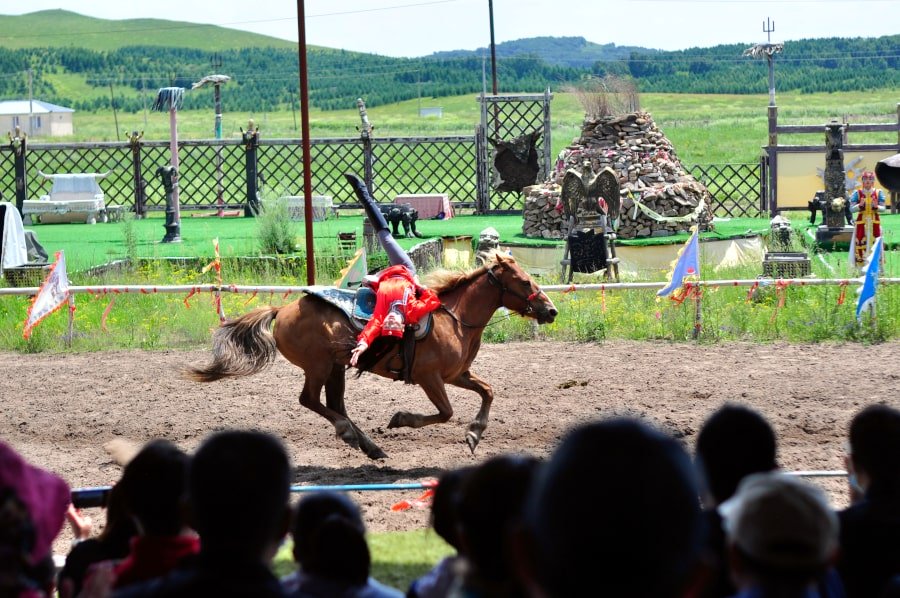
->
xmin=185 ymin=306 xmax=281 ymax=382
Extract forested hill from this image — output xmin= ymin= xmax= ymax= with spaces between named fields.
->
xmin=0 ymin=10 xmax=898 ymax=113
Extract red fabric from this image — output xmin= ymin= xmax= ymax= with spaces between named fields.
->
xmin=358 ymin=265 xmax=440 ymax=347
xmin=0 ymin=441 xmax=70 ymax=566
xmin=853 ymin=188 xmax=883 ymax=265
xmin=112 ymin=534 xmax=200 ymax=588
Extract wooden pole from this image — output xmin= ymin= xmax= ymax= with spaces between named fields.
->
xmin=297 ymin=0 xmax=316 ymax=285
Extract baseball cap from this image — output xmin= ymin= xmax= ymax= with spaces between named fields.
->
xmin=719 ymin=471 xmax=837 ymax=571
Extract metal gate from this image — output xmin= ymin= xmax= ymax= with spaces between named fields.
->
xmin=476 ymin=90 xmax=553 ymax=213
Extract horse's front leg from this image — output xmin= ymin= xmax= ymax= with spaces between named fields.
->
xmin=324 ymin=364 xmax=387 ymax=460
xmin=303 ymin=371 xmax=387 ymax=460
xmin=447 ymin=370 xmax=494 ymax=454
xmin=387 ymin=373 xmax=453 ymax=430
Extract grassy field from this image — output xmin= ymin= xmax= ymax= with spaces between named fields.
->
xmin=45 ymin=91 xmax=900 ymax=165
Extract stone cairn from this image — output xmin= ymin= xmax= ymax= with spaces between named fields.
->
xmin=522 ymin=111 xmax=714 ymax=239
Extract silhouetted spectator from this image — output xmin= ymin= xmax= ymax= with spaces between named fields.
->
xmin=113 ymin=430 xmax=292 ymax=597
xmin=694 ymin=404 xmax=779 ymax=598
xmin=0 ymin=440 xmax=71 ymax=598
xmin=407 ymin=467 xmax=474 ymax=598
xmin=58 ymin=484 xmax=138 ymax=596
xmin=720 ymin=471 xmax=841 ymax=598
xmin=837 ymin=404 xmax=900 ymax=598
xmin=283 ymin=490 xmax=403 ymax=598
xmin=110 ymin=439 xmax=197 ymax=589
xmin=514 ymin=418 xmax=706 ymax=598
xmin=453 ymin=455 xmax=539 ymax=598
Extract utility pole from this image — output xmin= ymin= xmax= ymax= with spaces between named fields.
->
xmin=763 ymin=18 xmax=777 ymax=107
xmin=109 ymin=81 xmax=121 ymax=141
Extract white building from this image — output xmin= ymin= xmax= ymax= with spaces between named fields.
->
xmin=0 ymin=100 xmax=74 ymax=137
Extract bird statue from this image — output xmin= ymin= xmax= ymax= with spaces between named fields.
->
xmin=559 ymin=161 xmax=621 ymax=228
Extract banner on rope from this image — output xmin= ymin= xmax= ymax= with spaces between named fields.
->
xmin=335 ymin=247 xmax=368 ymax=289
xmin=856 ymin=237 xmax=884 ymax=322
xmin=23 ymin=251 xmax=71 ymax=339
xmin=629 ymin=192 xmax=706 ymax=223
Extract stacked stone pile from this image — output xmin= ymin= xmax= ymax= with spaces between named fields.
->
xmin=521 ymin=111 xmax=714 ymax=239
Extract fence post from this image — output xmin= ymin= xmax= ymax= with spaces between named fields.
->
xmin=475 ymin=123 xmax=488 ymax=213
xmin=129 ymin=131 xmax=146 ymax=218
xmin=8 ymin=126 xmax=27 ymax=216
xmin=357 ymin=99 xmax=374 ymax=194
xmin=242 ymin=121 xmax=260 ymax=217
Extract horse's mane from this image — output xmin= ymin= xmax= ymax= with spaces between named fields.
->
xmin=422 ymin=249 xmax=508 ymax=294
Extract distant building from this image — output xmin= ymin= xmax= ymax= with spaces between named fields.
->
xmin=0 ymin=100 xmax=74 ymax=137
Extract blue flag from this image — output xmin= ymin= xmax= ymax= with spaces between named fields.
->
xmin=658 ymin=229 xmax=700 ymax=297
xmin=855 ymin=236 xmax=883 ymax=322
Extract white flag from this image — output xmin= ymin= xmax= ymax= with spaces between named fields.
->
xmin=23 ymin=251 xmax=71 ymax=339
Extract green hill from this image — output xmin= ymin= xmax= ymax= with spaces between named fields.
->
xmin=429 ymin=36 xmax=659 ymax=68
xmin=0 ymin=9 xmax=297 ymax=51
xmin=0 ymin=10 xmax=898 ymax=114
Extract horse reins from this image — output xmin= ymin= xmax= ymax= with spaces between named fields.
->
xmin=441 ymin=265 xmax=545 ymax=328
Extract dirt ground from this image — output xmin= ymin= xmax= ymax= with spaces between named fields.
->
xmin=2 ymin=340 xmax=898 ymax=554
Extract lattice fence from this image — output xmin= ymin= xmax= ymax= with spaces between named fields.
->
xmin=686 ymin=161 xmax=765 ymax=218
xmin=1 ymin=138 xmax=764 ymax=218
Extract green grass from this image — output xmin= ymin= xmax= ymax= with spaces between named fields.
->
xmin=53 ymin=90 xmax=900 ymax=167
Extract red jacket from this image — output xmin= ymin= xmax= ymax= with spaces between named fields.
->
xmin=358 ymin=265 xmax=440 ymax=347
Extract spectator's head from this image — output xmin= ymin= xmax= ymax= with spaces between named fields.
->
xmin=847 ymin=404 xmax=900 ymax=494
xmin=720 ymin=472 xmax=837 ymax=589
xmin=430 ymin=466 xmax=473 ymax=552
xmin=188 ymin=430 xmax=291 ymax=559
xmin=695 ymin=404 xmax=778 ymax=506
xmin=0 ymin=441 xmax=70 ymax=596
xmin=518 ymin=418 xmax=705 ymax=598
xmin=291 ymin=491 xmax=369 ymax=585
xmin=456 ymin=454 xmax=540 ymax=589
xmin=118 ymin=439 xmax=190 ymax=536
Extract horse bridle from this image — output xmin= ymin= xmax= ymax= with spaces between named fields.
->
xmin=486 ymin=265 xmax=545 ymax=317
xmin=440 ymin=264 xmax=546 ymax=328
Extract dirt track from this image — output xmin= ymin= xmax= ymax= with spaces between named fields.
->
xmin=2 ymin=340 xmax=898 ymax=549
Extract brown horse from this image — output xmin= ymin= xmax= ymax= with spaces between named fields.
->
xmin=185 ymin=251 xmax=558 ymax=459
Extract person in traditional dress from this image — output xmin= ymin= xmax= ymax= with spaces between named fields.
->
xmin=849 ymin=170 xmax=886 ymax=267
xmin=344 ymin=173 xmax=440 ymax=368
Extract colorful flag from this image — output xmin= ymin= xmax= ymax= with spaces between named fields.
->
xmin=855 ymin=236 xmax=883 ymax=322
xmin=335 ymin=247 xmax=368 ymax=289
xmin=23 ymin=251 xmax=71 ymax=339
xmin=657 ymin=229 xmax=700 ymax=298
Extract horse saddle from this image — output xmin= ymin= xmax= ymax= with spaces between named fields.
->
xmin=302 ymin=286 xmax=433 ymax=340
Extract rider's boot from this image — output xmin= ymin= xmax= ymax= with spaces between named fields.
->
xmin=344 ymin=172 xmax=389 ymax=233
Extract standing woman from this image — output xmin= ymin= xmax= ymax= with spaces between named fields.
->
xmin=849 ymin=170 xmax=886 ymax=267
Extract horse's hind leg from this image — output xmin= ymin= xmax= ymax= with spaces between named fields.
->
xmin=324 ymin=365 xmax=387 ymax=460
xmin=448 ymin=370 xmax=494 ymax=454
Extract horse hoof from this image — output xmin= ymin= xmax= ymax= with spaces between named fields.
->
xmin=466 ymin=431 xmax=479 ymax=454
xmin=367 ymin=447 xmax=388 ymax=460
xmin=387 ymin=412 xmax=406 ymax=429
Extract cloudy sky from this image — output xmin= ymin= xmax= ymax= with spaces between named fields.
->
xmin=7 ymin=0 xmax=899 ymax=57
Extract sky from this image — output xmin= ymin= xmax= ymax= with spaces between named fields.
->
xmin=5 ymin=0 xmax=900 ymax=57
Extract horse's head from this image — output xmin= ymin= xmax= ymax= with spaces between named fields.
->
xmin=486 ymin=252 xmax=558 ymax=324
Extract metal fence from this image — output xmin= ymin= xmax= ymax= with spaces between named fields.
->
xmin=1 ymin=137 xmax=765 ymax=218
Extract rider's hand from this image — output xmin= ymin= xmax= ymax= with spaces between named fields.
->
xmin=350 ymin=341 xmax=368 ymax=367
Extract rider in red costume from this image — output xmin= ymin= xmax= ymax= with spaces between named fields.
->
xmin=344 ymin=174 xmax=440 ymax=368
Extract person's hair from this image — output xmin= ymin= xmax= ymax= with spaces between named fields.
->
xmin=523 ymin=418 xmax=705 ymax=598
xmin=291 ymin=491 xmax=369 ymax=585
xmin=0 ymin=488 xmax=34 ymax=591
xmin=849 ymin=404 xmax=900 ymax=492
xmin=695 ymin=404 xmax=778 ymax=505
xmin=430 ymin=466 xmax=474 ymax=551
xmin=457 ymin=454 xmax=540 ymax=586
xmin=188 ymin=430 xmax=290 ymax=554
xmin=118 ymin=439 xmax=189 ymax=536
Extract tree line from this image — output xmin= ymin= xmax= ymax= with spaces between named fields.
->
xmin=0 ymin=35 xmax=897 ymax=113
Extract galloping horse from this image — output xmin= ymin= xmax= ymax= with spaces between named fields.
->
xmin=186 ymin=251 xmax=558 ymax=459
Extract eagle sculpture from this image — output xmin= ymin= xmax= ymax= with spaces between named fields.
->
xmin=559 ymin=162 xmax=621 ymax=226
